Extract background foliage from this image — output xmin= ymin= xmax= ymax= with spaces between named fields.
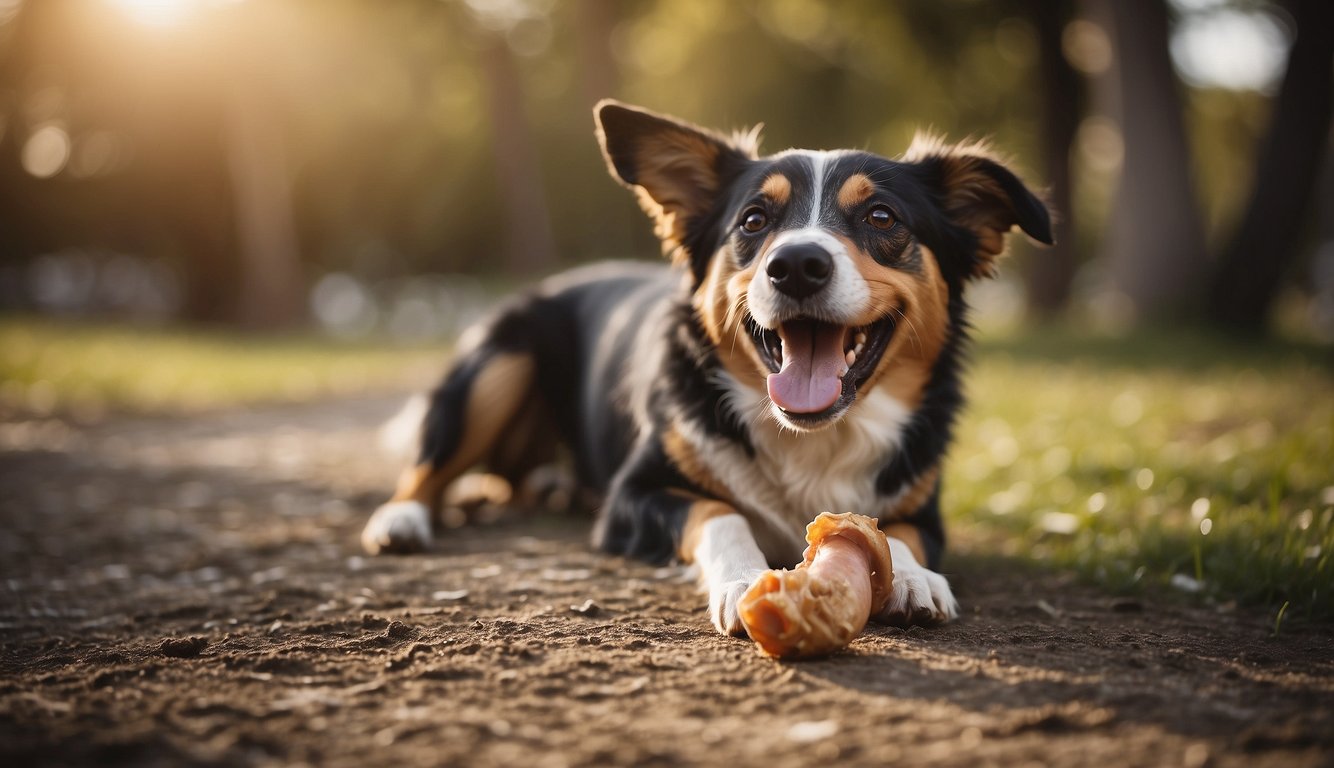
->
xmin=1 ymin=0 xmax=1330 ymax=335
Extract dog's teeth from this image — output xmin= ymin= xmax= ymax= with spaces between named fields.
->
xmin=845 ymin=349 xmax=856 ymax=366
xmin=854 ymin=332 xmax=867 ymax=345
xmin=854 ymin=342 xmax=864 ymax=355
xmin=837 ymin=364 xmax=849 ymax=378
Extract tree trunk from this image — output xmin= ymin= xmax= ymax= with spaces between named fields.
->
xmin=1207 ymin=0 xmax=1334 ymax=333
xmin=574 ymin=0 xmax=618 ymax=110
xmin=1024 ymin=0 xmax=1081 ymax=319
xmin=479 ymin=34 xmax=557 ymax=276
xmin=1104 ymin=0 xmax=1208 ymax=322
xmin=224 ymin=78 xmax=305 ymax=329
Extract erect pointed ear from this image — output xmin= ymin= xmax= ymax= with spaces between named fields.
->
xmin=595 ymin=99 xmax=758 ymax=267
xmin=905 ymin=134 xmax=1053 ymax=279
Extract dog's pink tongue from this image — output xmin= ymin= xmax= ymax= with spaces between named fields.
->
xmin=767 ymin=320 xmax=845 ymax=413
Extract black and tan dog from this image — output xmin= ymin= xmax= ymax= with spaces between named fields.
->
xmin=361 ymin=101 xmax=1051 ymax=634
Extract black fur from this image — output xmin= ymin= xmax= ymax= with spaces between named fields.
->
xmin=597 ymin=433 xmax=704 ymax=564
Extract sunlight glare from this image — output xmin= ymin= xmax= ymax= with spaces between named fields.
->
xmin=1170 ymin=8 xmax=1290 ymax=92
xmin=106 ymin=0 xmax=197 ymax=27
xmin=21 ymin=124 xmax=71 ymax=179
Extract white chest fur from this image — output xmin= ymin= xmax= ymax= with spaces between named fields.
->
xmin=683 ymin=377 xmax=914 ymax=563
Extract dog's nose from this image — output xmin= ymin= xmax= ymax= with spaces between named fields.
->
xmin=765 ymin=243 xmax=833 ymax=299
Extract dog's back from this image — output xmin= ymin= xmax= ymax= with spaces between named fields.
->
xmin=501 ymin=260 xmax=676 ymax=491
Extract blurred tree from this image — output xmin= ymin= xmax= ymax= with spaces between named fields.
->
xmin=221 ymin=1 xmax=305 ymax=328
xmin=4 ymin=0 xmax=1310 ymax=334
xmin=225 ymin=81 xmax=304 ymax=329
xmin=465 ymin=1 xmax=558 ymax=275
xmin=0 ymin=0 xmax=48 ymax=272
xmin=1023 ymin=0 xmax=1081 ymax=319
xmin=574 ymin=0 xmax=619 ymax=110
xmin=1207 ymin=0 xmax=1334 ymax=332
xmin=1102 ymin=0 xmax=1209 ymax=322
xmin=479 ymin=31 xmax=557 ymax=275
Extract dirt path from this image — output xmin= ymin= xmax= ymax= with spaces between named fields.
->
xmin=1 ymin=397 xmax=1331 ymax=767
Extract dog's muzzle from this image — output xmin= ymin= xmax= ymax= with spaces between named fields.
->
xmin=765 ymin=243 xmax=832 ymax=300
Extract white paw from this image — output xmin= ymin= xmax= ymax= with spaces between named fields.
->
xmin=875 ymin=538 xmax=958 ymax=627
xmin=709 ymin=574 xmax=765 ymax=636
xmin=361 ymin=500 xmax=433 ymax=555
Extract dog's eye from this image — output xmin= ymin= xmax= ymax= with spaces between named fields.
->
xmin=740 ymin=208 xmax=769 ymax=234
xmin=866 ymin=205 xmax=896 ymax=230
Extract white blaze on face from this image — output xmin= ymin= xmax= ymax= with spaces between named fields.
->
xmin=745 ymin=151 xmax=869 ymax=329
xmin=806 ymin=151 xmax=828 ymax=227
xmin=742 ymin=151 xmax=872 ymax=415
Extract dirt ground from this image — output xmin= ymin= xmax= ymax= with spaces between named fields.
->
xmin=1 ymin=395 xmax=1331 ymax=768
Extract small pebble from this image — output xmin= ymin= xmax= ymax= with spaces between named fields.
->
xmin=571 ymin=599 xmax=601 ymax=616
xmin=787 ymin=719 xmax=839 ymax=743
xmin=158 ymin=636 xmax=208 ymax=658
xmin=1170 ymin=574 xmax=1205 ymax=594
xmin=1110 ymin=598 xmax=1143 ymax=613
xmin=543 ymin=568 xmax=592 ymax=582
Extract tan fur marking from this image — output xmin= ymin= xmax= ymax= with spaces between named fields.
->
xmin=693 ymin=245 xmax=769 ymax=390
xmin=679 ymin=499 xmax=741 ymax=563
xmin=632 ymin=134 xmax=722 ymax=265
xmin=975 ymin=227 xmax=1006 ymax=257
xmin=837 ymin=173 xmax=875 ymax=210
xmin=390 ymin=353 xmax=535 ymax=509
xmin=879 ymin=360 xmax=933 ymax=410
xmin=903 ymin=132 xmax=1023 ymax=276
xmin=760 ymin=174 xmax=791 ymax=206
xmin=830 ymin=234 xmax=950 ymax=408
xmin=663 ymin=428 xmax=732 ymax=503
xmin=880 ymin=246 xmax=950 ymax=406
xmin=881 ymin=522 xmax=928 ymax=565
xmin=393 ymin=463 xmax=441 ymax=506
xmin=882 ymin=465 xmax=940 ymax=521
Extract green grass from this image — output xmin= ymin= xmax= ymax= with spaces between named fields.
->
xmin=2 ymin=316 xmax=1331 ymax=620
xmin=947 ymin=326 xmax=1333 ymax=620
xmin=0 ymin=316 xmax=445 ymax=417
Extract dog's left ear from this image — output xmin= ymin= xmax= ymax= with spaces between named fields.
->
xmin=905 ymin=136 xmax=1053 ymax=278
xmin=596 ymin=99 xmax=757 ymax=268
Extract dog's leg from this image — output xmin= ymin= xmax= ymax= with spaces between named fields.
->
xmin=484 ymin=388 xmax=561 ymax=507
xmin=362 ymin=347 xmax=535 ymax=555
xmin=875 ymin=489 xmax=958 ymax=626
xmin=594 ymin=438 xmax=769 ymax=637
xmin=682 ymin=504 xmax=770 ymax=636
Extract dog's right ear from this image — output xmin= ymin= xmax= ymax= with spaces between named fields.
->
xmin=596 ymin=100 xmax=757 ymax=267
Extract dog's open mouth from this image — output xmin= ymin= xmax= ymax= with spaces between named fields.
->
xmin=745 ymin=312 xmax=898 ymax=423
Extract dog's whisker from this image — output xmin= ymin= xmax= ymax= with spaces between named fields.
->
xmin=892 ymin=306 xmax=923 ymax=356
xmin=725 ymin=296 xmax=749 ymax=358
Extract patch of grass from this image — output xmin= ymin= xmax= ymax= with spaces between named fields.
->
xmin=0 ymin=316 xmax=446 ymax=417
xmin=946 ymin=325 xmax=1333 ymax=620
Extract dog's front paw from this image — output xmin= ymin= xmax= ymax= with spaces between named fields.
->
xmin=709 ymin=576 xmax=763 ymax=636
xmin=876 ymin=563 xmax=957 ymax=627
xmin=874 ymin=537 xmax=958 ymax=627
xmin=361 ymin=500 xmax=432 ymax=555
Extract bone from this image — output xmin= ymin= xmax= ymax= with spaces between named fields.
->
xmin=737 ymin=512 xmax=894 ymax=659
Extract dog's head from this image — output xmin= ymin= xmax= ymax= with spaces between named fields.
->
xmin=596 ymin=100 xmax=1052 ymax=432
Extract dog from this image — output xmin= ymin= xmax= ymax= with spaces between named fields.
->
xmin=360 ymin=100 xmax=1052 ymax=635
